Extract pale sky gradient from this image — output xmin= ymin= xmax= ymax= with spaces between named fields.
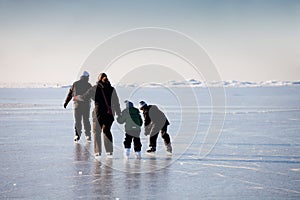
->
xmin=0 ymin=0 xmax=299 ymax=84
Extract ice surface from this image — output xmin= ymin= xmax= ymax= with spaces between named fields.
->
xmin=0 ymin=87 xmax=300 ymax=199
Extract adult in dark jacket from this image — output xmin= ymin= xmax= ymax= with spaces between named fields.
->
xmin=117 ymin=100 xmax=143 ymax=159
xmin=76 ymin=73 xmax=121 ymax=159
xmin=64 ymin=71 xmax=92 ymax=142
xmin=139 ymin=101 xmax=172 ymax=154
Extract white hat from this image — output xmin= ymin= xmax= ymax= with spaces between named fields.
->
xmin=139 ymin=101 xmax=147 ymax=110
xmin=82 ymin=71 xmax=89 ymax=77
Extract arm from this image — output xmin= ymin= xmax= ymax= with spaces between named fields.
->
xmin=64 ymin=85 xmax=74 ymax=108
xmin=111 ymin=88 xmax=121 ymax=116
xmin=116 ymin=110 xmax=126 ymax=124
xmin=143 ymin=110 xmax=151 ymax=135
xmin=77 ymin=85 xmax=96 ymax=102
xmin=138 ymin=113 xmax=143 ymax=127
xmin=143 ymin=110 xmax=151 ymax=126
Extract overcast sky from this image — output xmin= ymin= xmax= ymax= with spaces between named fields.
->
xmin=0 ymin=0 xmax=299 ymax=84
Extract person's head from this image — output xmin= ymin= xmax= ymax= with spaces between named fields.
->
xmin=139 ymin=101 xmax=147 ymax=110
xmin=80 ymin=71 xmax=89 ymax=80
xmin=98 ymin=73 xmax=108 ymax=83
xmin=124 ymin=100 xmax=133 ymax=108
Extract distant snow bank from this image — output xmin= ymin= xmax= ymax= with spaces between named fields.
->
xmin=0 ymin=82 xmax=71 ymax=88
xmin=0 ymin=80 xmax=300 ymax=88
xmin=117 ymin=80 xmax=300 ymax=88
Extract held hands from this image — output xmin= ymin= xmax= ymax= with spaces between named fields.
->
xmin=144 ymin=130 xmax=150 ymax=136
xmin=144 ymin=126 xmax=150 ymax=136
xmin=116 ymin=114 xmax=123 ymax=124
xmin=74 ymin=95 xmax=83 ymax=101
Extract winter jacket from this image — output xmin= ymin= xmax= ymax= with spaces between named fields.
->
xmin=142 ymin=105 xmax=169 ymax=135
xmin=117 ymin=107 xmax=143 ymax=132
xmin=80 ymin=81 xmax=121 ymax=120
xmin=64 ymin=77 xmax=92 ymax=109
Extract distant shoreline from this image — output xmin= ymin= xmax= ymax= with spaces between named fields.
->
xmin=0 ymin=80 xmax=299 ymax=89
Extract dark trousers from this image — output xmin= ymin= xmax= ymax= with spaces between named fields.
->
xmin=123 ymin=130 xmax=142 ymax=152
xmin=74 ymin=106 xmax=91 ymax=138
xmin=93 ymin=115 xmax=114 ymax=154
xmin=149 ymin=122 xmax=171 ymax=148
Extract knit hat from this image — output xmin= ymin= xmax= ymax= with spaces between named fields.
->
xmin=139 ymin=101 xmax=147 ymax=110
xmin=124 ymin=100 xmax=133 ymax=108
xmin=81 ymin=71 xmax=89 ymax=77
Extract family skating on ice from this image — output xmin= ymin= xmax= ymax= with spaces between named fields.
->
xmin=64 ymin=72 xmax=173 ymax=160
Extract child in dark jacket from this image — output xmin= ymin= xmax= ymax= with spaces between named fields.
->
xmin=117 ymin=101 xmax=143 ymax=159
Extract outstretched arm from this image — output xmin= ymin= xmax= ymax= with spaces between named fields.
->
xmin=111 ymin=88 xmax=121 ymax=116
xmin=64 ymin=85 xmax=74 ymax=108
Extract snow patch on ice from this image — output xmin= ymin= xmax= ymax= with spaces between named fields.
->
xmin=290 ymin=168 xmax=300 ymax=172
xmin=117 ymin=80 xmax=300 ymax=88
xmin=173 ymin=170 xmax=199 ymax=176
xmin=202 ymin=163 xmax=259 ymax=171
xmin=214 ymin=173 xmax=226 ymax=178
xmin=0 ymin=82 xmax=70 ymax=88
xmin=251 ymin=186 xmax=264 ymax=190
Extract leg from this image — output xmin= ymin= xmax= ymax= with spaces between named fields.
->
xmin=161 ymin=122 xmax=171 ymax=145
xmin=124 ymin=133 xmax=133 ymax=149
xmin=82 ymin=106 xmax=91 ymax=139
xmin=133 ymin=137 xmax=142 ymax=152
xmin=93 ymin=117 xmax=102 ymax=155
xmin=74 ymin=108 xmax=83 ymax=141
xmin=149 ymin=133 xmax=159 ymax=149
xmin=102 ymin=120 xmax=113 ymax=153
xmin=161 ymin=122 xmax=172 ymax=153
xmin=130 ymin=130 xmax=141 ymax=152
xmin=123 ymin=132 xmax=133 ymax=158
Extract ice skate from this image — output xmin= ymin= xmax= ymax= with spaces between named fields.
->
xmin=106 ymin=152 xmax=113 ymax=159
xmin=146 ymin=147 xmax=156 ymax=154
xmin=74 ymin=136 xmax=80 ymax=143
xmin=166 ymin=143 xmax=172 ymax=155
xmin=124 ymin=148 xmax=130 ymax=159
xmin=94 ymin=153 xmax=101 ymax=161
xmin=86 ymin=136 xmax=91 ymax=142
xmin=135 ymin=151 xmax=142 ymax=159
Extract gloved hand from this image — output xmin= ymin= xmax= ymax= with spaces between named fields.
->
xmin=116 ymin=114 xmax=123 ymax=124
xmin=63 ymin=102 xmax=68 ymax=109
xmin=144 ymin=131 xmax=150 ymax=136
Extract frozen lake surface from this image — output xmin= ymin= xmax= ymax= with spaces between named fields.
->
xmin=0 ymin=87 xmax=300 ymax=199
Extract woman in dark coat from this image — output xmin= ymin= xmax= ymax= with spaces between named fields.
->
xmin=77 ymin=73 xmax=121 ymax=159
